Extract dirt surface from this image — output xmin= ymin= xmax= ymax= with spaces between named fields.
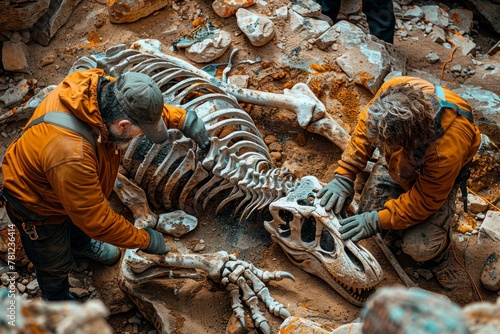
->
xmin=1 ymin=0 xmax=499 ymax=333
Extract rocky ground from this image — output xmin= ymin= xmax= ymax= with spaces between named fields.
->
xmin=0 ymin=0 xmax=499 ymax=333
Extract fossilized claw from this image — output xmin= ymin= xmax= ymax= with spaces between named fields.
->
xmin=220 ymin=254 xmax=292 ymax=333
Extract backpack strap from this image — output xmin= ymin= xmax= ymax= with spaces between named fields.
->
xmin=434 ymin=85 xmax=474 ymax=122
xmin=414 ymin=85 xmax=475 ymax=212
xmin=18 ymin=112 xmax=96 ymax=151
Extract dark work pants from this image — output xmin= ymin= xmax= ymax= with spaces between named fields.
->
xmin=7 ymin=210 xmax=90 ymax=301
xmin=358 ymin=160 xmax=457 ymax=263
xmin=316 ymin=0 xmax=395 ymax=43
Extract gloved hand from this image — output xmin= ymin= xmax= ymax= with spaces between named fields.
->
xmin=317 ymin=175 xmax=355 ymax=215
xmin=339 ymin=211 xmax=381 ymax=243
xmin=181 ymin=110 xmax=210 ymax=150
xmin=143 ymin=228 xmax=170 ymax=254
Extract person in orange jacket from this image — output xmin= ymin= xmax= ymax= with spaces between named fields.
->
xmin=318 ymin=76 xmax=481 ymax=290
xmin=1 ymin=69 xmax=210 ymax=300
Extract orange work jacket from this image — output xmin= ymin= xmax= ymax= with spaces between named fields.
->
xmin=335 ymin=76 xmax=481 ymax=230
xmin=2 ymin=69 xmax=187 ymax=249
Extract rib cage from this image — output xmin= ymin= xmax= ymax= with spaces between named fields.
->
xmin=76 ymin=48 xmax=297 ymax=219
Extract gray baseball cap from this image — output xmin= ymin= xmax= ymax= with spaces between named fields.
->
xmin=114 ymin=72 xmax=168 ymax=144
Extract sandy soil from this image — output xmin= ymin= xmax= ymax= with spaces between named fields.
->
xmin=1 ymin=0 xmax=499 ymax=333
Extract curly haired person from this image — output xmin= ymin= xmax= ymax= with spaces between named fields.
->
xmin=318 ymin=77 xmax=481 ymax=290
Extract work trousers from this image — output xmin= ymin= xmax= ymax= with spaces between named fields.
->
xmin=7 ymin=209 xmax=90 ymax=301
xmin=316 ymin=0 xmax=395 ymax=43
xmin=358 ymin=160 xmax=458 ymax=263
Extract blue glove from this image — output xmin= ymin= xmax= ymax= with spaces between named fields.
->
xmin=181 ymin=110 xmax=210 ymax=150
xmin=339 ymin=211 xmax=381 ymax=242
xmin=143 ymin=228 xmax=169 ymax=254
xmin=317 ymin=175 xmax=355 ymax=215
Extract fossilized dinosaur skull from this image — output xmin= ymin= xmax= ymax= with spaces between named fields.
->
xmin=265 ymin=176 xmax=383 ymax=306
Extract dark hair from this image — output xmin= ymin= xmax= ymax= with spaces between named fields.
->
xmin=98 ymin=79 xmax=138 ymax=126
xmin=366 ymin=83 xmax=435 ymax=152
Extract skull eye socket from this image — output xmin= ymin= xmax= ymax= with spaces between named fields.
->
xmin=319 ymin=227 xmax=335 ymax=252
xmin=300 ymin=216 xmax=316 ymax=243
xmin=278 ymin=209 xmax=292 ymax=238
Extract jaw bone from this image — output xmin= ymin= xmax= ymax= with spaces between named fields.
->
xmin=264 ymin=176 xmax=383 ymax=306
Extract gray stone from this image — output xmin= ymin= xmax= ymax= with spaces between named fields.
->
xmin=421 ymin=5 xmax=449 ymax=26
xmin=227 ymin=74 xmax=250 ymax=88
xmin=403 ymin=5 xmax=423 ymax=20
xmin=129 ymin=316 xmax=142 ymax=325
xmin=212 ymin=0 xmax=254 ymax=18
xmin=275 ymin=6 xmax=288 ymax=20
xmin=290 ymin=10 xmax=330 ymax=40
xmin=157 ymin=210 xmax=198 ymax=238
xmin=68 ymin=276 xmax=83 ymax=288
xmin=108 ymin=0 xmax=170 ymax=23
xmin=426 ymin=52 xmax=440 ymax=64
xmin=32 ymin=0 xmax=83 ymax=46
xmin=449 ymin=8 xmax=474 ymax=35
xmin=1 ymin=273 xmax=9 ymax=286
xmin=465 ymin=0 xmax=500 ymax=35
xmin=454 ymin=87 xmax=500 ymax=146
xmin=467 ymin=193 xmax=489 ymax=213
xmin=26 ymin=279 xmax=39 ymax=294
xmin=291 ymin=0 xmax=322 ymax=18
xmin=1 ymin=41 xmax=29 ymax=73
xmin=0 ymin=79 xmax=30 ymax=107
xmin=334 ymin=21 xmax=392 ymax=95
xmin=481 ymin=252 xmax=500 ymax=291
xmin=429 ymin=26 xmax=446 ymax=44
xmin=0 ymin=0 xmax=50 ymax=31
xmin=16 ymin=283 xmax=26 ymax=293
xmin=9 ymin=31 xmax=22 ymax=43
xmin=448 ymin=33 xmax=476 ymax=56
xmin=70 ymin=287 xmax=90 ymax=298
xmin=479 ymin=211 xmax=500 ymax=243
xmin=451 ymin=64 xmax=462 ymax=73
xmin=280 ymin=316 xmax=363 ymax=333
xmin=40 ymin=51 xmax=57 ymax=67
xmin=236 ymin=8 xmax=275 ymax=47
xmin=315 ymin=26 xmax=340 ymax=50
xmin=193 ymin=239 xmax=205 ymax=252
xmin=185 ymin=30 xmax=231 ymax=63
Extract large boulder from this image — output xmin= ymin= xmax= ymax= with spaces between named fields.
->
xmin=0 ymin=0 xmax=50 ymax=31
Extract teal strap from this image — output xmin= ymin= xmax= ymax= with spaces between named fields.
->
xmin=19 ymin=112 xmax=96 ymax=151
xmin=434 ymin=85 xmax=446 ymax=100
xmin=434 ymin=85 xmax=473 ymax=122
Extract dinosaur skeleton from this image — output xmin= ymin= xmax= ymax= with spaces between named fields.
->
xmin=69 ymin=45 xmax=383 ymax=332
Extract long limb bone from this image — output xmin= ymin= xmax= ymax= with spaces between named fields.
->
xmin=122 ymin=248 xmax=294 ymax=333
xmin=114 ymin=173 xmax=158 ymax=229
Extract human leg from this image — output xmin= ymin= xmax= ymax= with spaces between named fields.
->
xmin=71 ymin=222 xmax=121 ymax=266
xmin=401 ymin=186 xmax=459 ymax=290
xmin=362 ymin=0 xmax=395 ymax=43
xmin=7 ymin=212 xmax=74 ymax=301
xmin=314 ymin=0 xmax=341 ymax=21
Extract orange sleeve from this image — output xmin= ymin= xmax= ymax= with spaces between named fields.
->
xmin=45 ymin=144 xmax=151 ymax=249
xmin=378 ymin=158 xmax=462 ymax=229
xmin=162 ymin=104 xmax=187 ymax=130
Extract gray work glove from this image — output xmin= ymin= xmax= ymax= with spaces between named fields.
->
xmin=317 ymin=175 xmax=355 ymax=215
xmin=339 ymin=211 xmax=382 ymax=243
xmin=143 ymin=228 xmax=170 ymax=254
xmin=181 ymin=110 xmax=210 ymax=150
